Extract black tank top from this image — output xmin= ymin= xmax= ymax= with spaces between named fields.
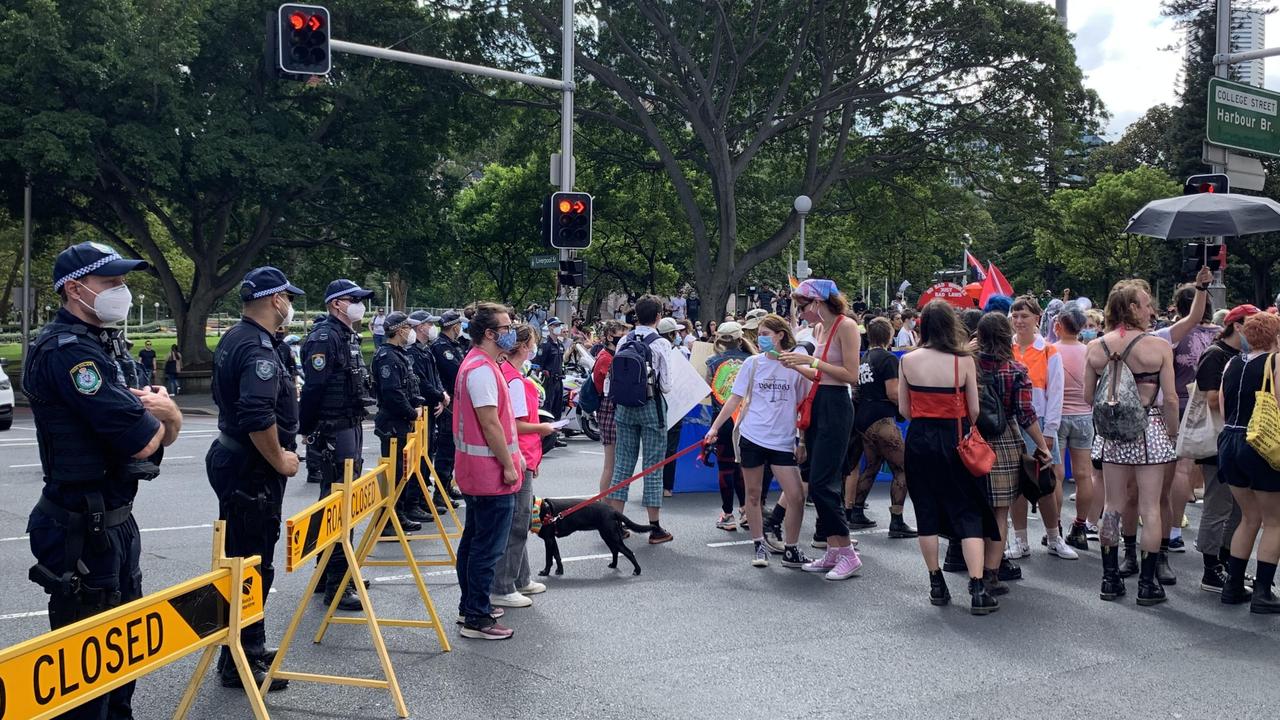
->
xmin=1222 ymin=352 xmax=1275 ymax=427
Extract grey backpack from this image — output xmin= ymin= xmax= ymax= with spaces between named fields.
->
xmin=1093 ymin=334 xmax=1149 ymax=443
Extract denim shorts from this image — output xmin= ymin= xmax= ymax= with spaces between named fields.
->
xmin=1057 ymin=413 xmax=1094 ymax=452
xmin=1021 ymin=417 xmax=1063 ymax=466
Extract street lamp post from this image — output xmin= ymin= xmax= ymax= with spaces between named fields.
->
xmin=154 ymin=302 xmax=160 ymax=328
xmin=794 ymin=195 xmax=812 ymax=280
xmin=138 ymin=294 xmax=145 ymax=326
xmin=383 ymin=281 xmax=391 ymax=313
xmin=961 ymin=233 xmax=973 ymax=285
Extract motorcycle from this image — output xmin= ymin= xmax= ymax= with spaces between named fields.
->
xmin=559 ymin=365 xmax=600 ymax=442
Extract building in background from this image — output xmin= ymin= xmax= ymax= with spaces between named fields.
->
xmin=1231 ymin=8 xmax=1266 ymax=88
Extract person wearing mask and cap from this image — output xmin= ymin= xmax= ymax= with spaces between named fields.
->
xmin=535 ymin=317 xmax=570 ymax=422
xmin=433 ymin=310 xmax=469 ymax=502
xmin=372 ymin=312 xmax=427 ymax=535
xmin=206 ymin=266 xmax=305 ymax=692
xmin=25 ymin=242 xmax=183 ymax=719
xmin=300 ymin=278 xmax=376 ymax=612
xmin=657 ymin=317 xmax=687 ymax=496
xmin=408 ymin=311 xmax=449 ymax=515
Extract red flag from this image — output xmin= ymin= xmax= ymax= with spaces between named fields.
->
xmin=978 ymin=262 xmax=1014 ymax=308
xmin=965 ymin=251 xmax=986 ymax=280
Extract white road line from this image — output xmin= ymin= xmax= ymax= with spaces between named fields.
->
xmin=0 ymin=523 xmax=213 ymax=544
xmin=705 ymin=527 xmax=888 ymax=548
xmin=7 ymin=463 xmax=41 ymax=469
xmin=371 ymin=552 xmax=615 ymax=584
xmin=0 ymin=442 xmax=36 ymax=447
xmin=575 ymin=450 xmax=604 ymax=456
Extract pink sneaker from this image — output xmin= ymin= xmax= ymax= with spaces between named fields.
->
xmin=825 ymin=548 xmax=862 ymax=581
xmin=802 ymin=548 xmax=840 ymax=573
xmin=459 ymin=621 xmax=514 ymax=640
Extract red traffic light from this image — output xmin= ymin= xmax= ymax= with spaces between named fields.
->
xmin=289 ymin=11 xmax=306 ymax=29
xmin=572 ymin=200 xmax=586 ymax=213
xmin=307 ymin=13 xmax=323 ymax=30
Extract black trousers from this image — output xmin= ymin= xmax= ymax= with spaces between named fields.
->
xmin=379 ymin=432 xmax=409 ymax=513
xmin=544 ymin=376 xmax=565 ymax=420
xmin=206 ymin=440 xmax=285 ymax=655
xmin=28 ymin=505 xmax=142 ymax=720
xmin=319 ymin=424 xmax=363 ymax=590
xmin=663 ymin=419 xmax=682 ymax=492
xmin=433 ymin=408 xmax=456 ymax=482
xmin=804 ymin=386 xmax=854 ymax=539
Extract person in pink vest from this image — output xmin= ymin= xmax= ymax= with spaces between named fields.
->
xmin=453 ymin=302 xmax=525 ymax=640
xmin=491 ymin=323 xmax=556 ymax=609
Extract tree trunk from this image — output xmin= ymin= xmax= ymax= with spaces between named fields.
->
xmin=0 ymin=250 xmax=21 ymax=320
xmin=174 ymin=291 xmax=218 ymax=370
xmin=389 ymin=271 xmax=408 ymax=311
xmin=698 ymin=274 xmax=733 ymax=326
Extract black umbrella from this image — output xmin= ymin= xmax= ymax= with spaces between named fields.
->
xmin=1125 ymin=192 xmax=1280 ymax=239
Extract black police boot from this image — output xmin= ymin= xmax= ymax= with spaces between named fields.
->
xmin=1221 ymin=555 xmax=1255 ymax=605
xmin=1065 ymin=523 xmax=1089 ymax=551
xmin=404 ymin=502 xmax=433 ymax=524
xmin=845 ymin=504 xmax=877 ymax=529
xmin=218 ymin=647 xmax=289 ymax=692
xmin=1119 ymin=539 xmax=1139 ymax=578
xmin=1137 ymin=552 xmax=1167 ymax=607
xmin=998 ymin=558 xmax=1023 ymax=582
xmin=983 ymin=567 xmax=1009 ymax=596
xmin=1155 ymin=548 xmax=1177 ymax=586
xmin=1099 ymin=546 xmax=1126 ymax=602
xmin=929 ymin=569 xmax=950 ymax=606
xmin=398 ymin=512 xmax=422 ymax=532
xmin=1250 ymin=562 xmax=1280 ymax=613
xmin=942 ymin=540 xmax=966 ymax=573
xmin=324 ymin=582 xmax=363 ymax=612
xmin=968 ymin=577 xmax=999 ymax=616
xmin=888 ymin=513 xmax=918 ymax=539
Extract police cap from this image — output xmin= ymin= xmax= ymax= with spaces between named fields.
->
xmin=439 ymin=311 xmax=462 ymax=328
xmin=384 ymin=311 xmax=412 ymax=333
xmin=53 ymin=242 xmax=150 ymax=291
xmin=240 ymin=266 xmax=304 ymax=301
xmin=324 ymin=279 xmax=375 ymax=304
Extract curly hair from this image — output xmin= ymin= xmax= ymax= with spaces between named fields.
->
xmin=1242 ymin=312 xmax=1280 ymax=353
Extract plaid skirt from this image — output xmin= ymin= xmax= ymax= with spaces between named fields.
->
xmin=1092 ymin=408 xmax=1176 ymax=466
xmin=986 ymin=422 xmax=1024 ymax=508
xmin=597 ymin=397 xmax=617 ymax=446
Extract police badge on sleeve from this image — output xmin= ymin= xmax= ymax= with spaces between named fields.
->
xmin=71 ymin=361 xmax=103 ymax=395
xmin=310 ymin=353 xmax=326 ymax=371
xmin=255 ymin=359 xmax=277 ymax=380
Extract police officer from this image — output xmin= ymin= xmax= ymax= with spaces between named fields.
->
xmin=371 ymin=312 xmax=427 ymax=534
xmin=407 ymin=311 xmax=448 ymax=516
xmin=535 ymin=317 xmax=569 ymax=420
xmin=206 ymin=267 xmax=304 ymax=691
xmin=431 ymin=310 xmax=467 ymax=502
xmin=300 ymin=279 xmax=376 ymax=611
xmin=304 ymin=313 xmax=328 ymax=484
xmin=25 ymin=242 xmax=183 ymax=720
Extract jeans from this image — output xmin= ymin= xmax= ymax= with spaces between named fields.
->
xmin=457 ymin=492 xmax=517 ymax=625
xmin=373 ymin=333 xmax=384 ymax=348
xmin=166 ymin=374 xmax=180 ymax=395
xmin=491 ymin=471 xmax=534 ymax=595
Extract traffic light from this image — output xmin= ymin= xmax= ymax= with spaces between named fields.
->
xmin=558 ymin=259 xmax=586 ymax=287
xmin=547 ymin=191 xmax=593 ymax=249
xmin=277 ymin=4 xmax=330 ymax=77
xmin=1183 ymin=173 xmax=1229 ymax=195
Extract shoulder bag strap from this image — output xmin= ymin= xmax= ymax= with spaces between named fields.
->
xmin=954 ymin=355 xmax=964 ymax=440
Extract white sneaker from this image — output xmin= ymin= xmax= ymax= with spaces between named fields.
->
xmin=1047 ymin=536 xmax=1079 ymax=560
xmin=1003 ymin=536 xmax=1026 ymax=560
xmin=490 ymin=592 xmax=533 ymax=608
xmin=517 ymin=581 xmax=547 ymax=595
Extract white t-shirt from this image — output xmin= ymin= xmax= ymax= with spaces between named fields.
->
xmin=508 ymin=378 xmax=528 ymax=417
xmin=894 ymin=326 xmax=914 ymax=348
xmin=466 ymin=365 xmax=500 ymax=408
xmin=371 ymin=314 xmax=386 ymax=336
xmin=671 ymin=296 xmax=687 ymax=319
xmin=730 ymin=352 xmax=810 ymax=452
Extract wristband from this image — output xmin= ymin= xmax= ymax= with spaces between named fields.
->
xmin=811 ymin=358 xmax=820 ymax=369
xmin=1196 ymin=284 xmax=1210 ymax=292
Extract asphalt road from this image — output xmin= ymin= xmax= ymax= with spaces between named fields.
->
xmin=2 ymin=406 xmax=1279 ymax=719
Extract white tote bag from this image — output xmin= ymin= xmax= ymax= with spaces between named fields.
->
xmin=1176 ymin=381 xmax=1220 ymax=460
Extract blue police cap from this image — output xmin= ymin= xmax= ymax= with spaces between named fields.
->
xmin=439 ymin=310 xmax=462 ymax=328
xmin=240 ymin=266 xmax=304 ymax=301
xmin=53 ymin=242 xmax=149 ymax=291
xmin=324 ymin=279 xmax=375 ymax=304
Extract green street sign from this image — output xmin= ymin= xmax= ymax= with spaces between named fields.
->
xmin=530 ymin=254 xmax=558 ymax=270
xmin=1206 ymin=77 xmax=1280 ymax=158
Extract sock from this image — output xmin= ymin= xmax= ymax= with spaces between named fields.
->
xmin=1047 ymin=527 xmax=1060 ymax=542
xmin=1219 ymin=547 xmax=1232 ymax=566
xmin=1074 ymin=516 xmax=1087 ymax=528
xmin=1203 ymin=553 xmax=1219 ymax=571
xmin=1255 ymin=561 xmax=1277 ymax=593
xmin=1015 ymin=529 xmax=1028 ymax=545
xmin=1170 ymin=527 xmax=1182 ymax=541
xmin=753 ymin=536 xmax=765 ymax=544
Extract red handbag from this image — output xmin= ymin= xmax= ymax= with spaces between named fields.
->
xmin=796 ymin=315 xmax=843 ymax=431
xmin=953 ymin=355 xmax=995 ymax=476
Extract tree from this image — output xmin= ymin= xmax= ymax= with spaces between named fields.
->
xmin=0 ymin=0 xmax=466 ymax=366
xmin=509 ymin=0 xmax=1100 ymax=322
xmin=1085 ymin=105 xmax=1179 ymax=180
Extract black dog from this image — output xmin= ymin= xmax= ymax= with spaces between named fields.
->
xmin=535 ymin=497 xmax=656 ymax=576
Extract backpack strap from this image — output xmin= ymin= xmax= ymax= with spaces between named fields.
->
xmin=1115 ymin=332 xmax=1146 ymax=363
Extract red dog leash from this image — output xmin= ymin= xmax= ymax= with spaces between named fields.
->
xmin=546 ymin=442 xmax=703 ymax=526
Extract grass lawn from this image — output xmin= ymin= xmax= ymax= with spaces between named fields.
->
xmin=0 ymin=336 xmax=220 ymax=373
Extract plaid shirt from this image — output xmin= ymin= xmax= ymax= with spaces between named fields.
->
xmin=977 ymin=353 xmax=1037 ymax=428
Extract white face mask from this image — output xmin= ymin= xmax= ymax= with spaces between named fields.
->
xmin=278 ymin=296 xmax=295 ymax=327
xmin=521 ymin=359 xmax=532 ymax=373
xmin=76 ymin=283 xmax=132 ymax=325
xmin=345 ymin=301 xmax=366 ymax=323
xmin=427 ymin=326 xmax=440 ymax=342
xmin=405 ymin=329 xmax=416 ymax=345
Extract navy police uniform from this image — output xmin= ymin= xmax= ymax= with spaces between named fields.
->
xmin=206 ymin=267 xmax=303 ymax=690
xmin=407 ymin=311 xmax=446 ymax=512
xmin=535 ymin=320 xmax=567 ymax=419
xmin=430 ymin=311 xmax=466 ymax=487
xmin=24 ymin=243 xmax=164 ymax=720
xmin=371 ymin=313 xmax=426 ymax=529
xmin=300 ymin=279 xmax=375 ymax=609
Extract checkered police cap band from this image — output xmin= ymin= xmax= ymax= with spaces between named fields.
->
xmin=54 ymin=253 xmax=123 ymax=291
xmin=325 ymin=287 xmax=359 ymax=303
xmin=251 ymin=283 xmax=291 ymax=299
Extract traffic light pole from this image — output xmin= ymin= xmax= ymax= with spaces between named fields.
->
xmin=1208 ymin=0 xmax=1230 ymax=309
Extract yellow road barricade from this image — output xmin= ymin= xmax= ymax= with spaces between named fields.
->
xmin=374 ymin=414 xmax=462 ymax=560
xmin=0 ymin=521 xmax=269 ymax=720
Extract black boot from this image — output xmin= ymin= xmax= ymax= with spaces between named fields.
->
xmin=929 ymin=569 xmax=950 ymax=606
xmin=217 ymin=647 xmax=289 ymax=692
xmin=845 ymin=504 xmax=876 ymax=529
xmin=1065 ymin=523 xmax=1089 ymax=551
xmin=1250 ymin=561 xmax=1280 ymax=614
xmin=998 ymin=558 xmax=1023 ymax=581
xmin=943 ymin=540 xmax=966 ymax=573
xmin=888 ymin=513 xmax=918 ymax=538
xmin=968 ymin=577 xmax=999 ymax=616
xmin=324 ymin=582 xmax=363 ymax=611
xmin=1222 ymin=555 xmax=1255 ymax=605
xmin=983 ymin=567 xmax=1009 ymax=596
xmin=1119 ymin=537 xmax=1139 ymax=578
xmin=1099 ymin=545 xmax=1126 ymax=601
xmin=1155 ymin=541 xmax=1176 ymax=586
xmin=1137 ymin=551 xmax=1167 ymax=606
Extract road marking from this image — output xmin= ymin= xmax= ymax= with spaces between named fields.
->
xmin=0 ymin=523 xmax=213 ymax=544
xmin=370 ymin=552 xmax=615 ymax=584
xmin=0 ymin=442 xmax=36 ymax=447
xmin=705 ymin=527 xmax=888 ymax=548
xmin=7 ymin=463 xmax=40 ymax=469
xmin=575 ymin=450 xmax=604 ymax=456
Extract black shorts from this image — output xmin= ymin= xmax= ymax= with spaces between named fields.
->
xmin=739 ymin=436 xmax=797 ymax=469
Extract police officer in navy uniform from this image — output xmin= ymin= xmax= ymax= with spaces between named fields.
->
xmin=535 ymin=317 xmax=569 ymax=420
xmin=300 ymin=279 xmax=375 ymax=611
xmin=206 ymin=267 xmax=304 ymax=691
xmin=303 ymin=313 xmax=329 ymax=484
xmin=25 ymin=242 xmax=182 ymax=720
xmin=431 ymin=310 xmax=467 ymax=502
xmin=371 ymin=312 xmax=427 ymax=534
xmin=407 ymin=311 xmax=448 ymax=515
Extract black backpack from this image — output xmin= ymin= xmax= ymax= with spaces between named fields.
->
xmin=608 ymin=332 xmax=659 ymax=408
xmin=975 ymin=366 xmax=1007 ymax=439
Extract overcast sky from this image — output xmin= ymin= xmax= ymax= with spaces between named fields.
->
xmin=1041 ymin=0 xmax=1280 ymax=137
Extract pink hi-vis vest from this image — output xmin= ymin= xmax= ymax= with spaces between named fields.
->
xmin=500 ymin=360 xmax=544 ymax=473
xmin=453 ymin=348 xmax=523 ymax=496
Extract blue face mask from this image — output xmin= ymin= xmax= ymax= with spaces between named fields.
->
xmin=1241 ymin=333 xmax=1252 ymax=354
xmin=495 ymin=328 xmax=518 ymax=352
xmin=1079 ymin=329 xmax=1098 ymax=341
xmin=758 ymin=335 xmax=776 ymax=354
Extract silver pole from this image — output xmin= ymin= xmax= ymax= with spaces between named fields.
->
xmin=555 ymin=0 xmax=575 ymax=325
xmin=798 ymin=216 xmax=806 ymax=276
xmin=21 ymin=178 xmax=32 ymax=362
xmin=1056 ymin=0 xmax=1067 ymax=26
xmin=1210 ymin=0 xmax=1230 ymax=309
xmin=329 ymin=40 xmax=567 ymax=90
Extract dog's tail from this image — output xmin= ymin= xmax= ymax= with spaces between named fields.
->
xmin=616 ymin=513 xmax=657 ymax=534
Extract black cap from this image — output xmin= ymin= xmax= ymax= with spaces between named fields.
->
xmin=439 ymin=310 xmax=462 ymax=328
xmin=384 ymin=311 xmax=411 ymax=333
xmin=547 ymin=317 xmax=565 ymax=327
xmin=53 ymin=242 xmax=149 ymax=291
xmin=323 ymin=279 xmax=374 ymax=304
xmin=240 ymin=266 xmax=304 ymax=301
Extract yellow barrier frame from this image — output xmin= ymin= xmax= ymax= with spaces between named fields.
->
xmin=372 ymin=414 xmax=462 ymax=560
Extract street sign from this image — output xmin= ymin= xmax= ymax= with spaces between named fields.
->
xmin=530 ymin=254 xmax=558 ymax=270
xmin=284 ymin=469 xmax=382 ymax=572
xmin=1206 ymin=78 xmax=1280 ymax=158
